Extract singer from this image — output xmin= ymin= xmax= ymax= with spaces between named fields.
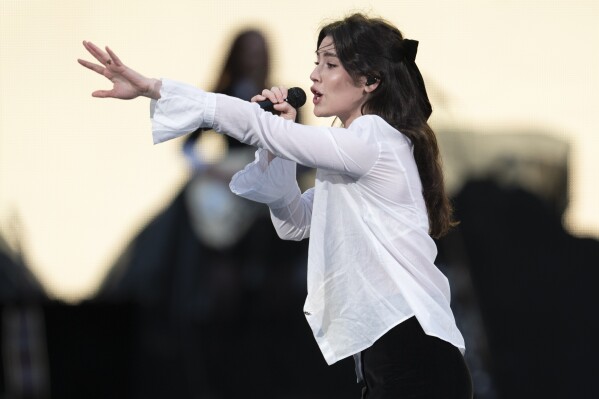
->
xmin=79 ymin=13 xmax=473 ymax=399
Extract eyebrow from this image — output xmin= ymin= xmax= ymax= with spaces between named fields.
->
xmin=316 ymin=42 xmax=337 ymax=57
xmin=316 ymin=50 xmax=338 ymax=58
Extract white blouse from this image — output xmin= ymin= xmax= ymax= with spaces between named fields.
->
xmin=151 ymin=79 xmax=465 ymax=365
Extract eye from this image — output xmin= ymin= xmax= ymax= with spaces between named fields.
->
xmin=314 ymin=61 xmax=319 ymax=66
xmin=326 ymin=62 xmax=337 ymax=68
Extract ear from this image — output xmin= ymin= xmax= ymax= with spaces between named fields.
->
xmin=363 ymin=76 xmax=380 ymax=93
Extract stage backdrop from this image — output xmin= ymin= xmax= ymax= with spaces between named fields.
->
xmin=1 ymin=0 xmax=598 ymax=301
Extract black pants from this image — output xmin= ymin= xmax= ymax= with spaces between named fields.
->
xmin=358 ymin=317 xmax=473 ymax=399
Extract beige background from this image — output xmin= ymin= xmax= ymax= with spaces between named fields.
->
xmin=1 ymin=0 xmax=597 ymax=301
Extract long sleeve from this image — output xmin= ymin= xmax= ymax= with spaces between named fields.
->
xmin=150 ymin=79 xmax=216 ymax=144
xmin=269 ymin=188 xmax=314 ymax=241
xmin=229 ymin=148 xmax=313 ymax=240
xmin=150 ymin=79 xmax=379 ymax=177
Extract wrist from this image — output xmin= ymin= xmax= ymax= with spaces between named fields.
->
xmin=147 ymin=78 xmax=162 ymax=100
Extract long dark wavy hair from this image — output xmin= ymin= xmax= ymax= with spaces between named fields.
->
xmin=318 ymin=13 xmax=457 ymax=238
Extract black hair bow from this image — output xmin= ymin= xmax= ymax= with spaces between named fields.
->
xmin=401 ymin=39 xmax=419 ymax=63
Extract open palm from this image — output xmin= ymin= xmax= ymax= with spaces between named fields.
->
xmin=78 ymin=41 xmax=159 ymax=99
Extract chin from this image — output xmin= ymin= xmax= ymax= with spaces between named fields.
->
xmin=313 ymin=108 xmax=331 ymax=119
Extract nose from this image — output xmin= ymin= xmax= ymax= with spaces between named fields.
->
xmin=310 ymin=66 xmax=320 ymax=83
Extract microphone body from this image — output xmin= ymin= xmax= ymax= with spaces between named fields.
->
xmin=256 ymin=87 xmax=307 ymax=111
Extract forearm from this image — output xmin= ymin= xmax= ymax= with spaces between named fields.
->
xmin=269 ymin=191 xmax=313 ymax=241
xmin=151 ymin=79 xmax=378 ymax=175
xmin=230 ymin=148 xmax=300 ymax=206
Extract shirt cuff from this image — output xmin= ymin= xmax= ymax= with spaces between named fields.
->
xmin=229 ymin=148 xmax=300 ymax=208
xmin=150 ymin=78 xmax=216 ymax=144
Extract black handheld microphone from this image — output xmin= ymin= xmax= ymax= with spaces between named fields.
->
xmin=257 ymin=87 xmax=307 ymax=111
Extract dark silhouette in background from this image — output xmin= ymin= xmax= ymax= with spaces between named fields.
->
xmin=0 ymin=235 xmax=49 ymax=398
xmin=442 ymin=179 xmax=599 ymax=398
xmin=436 ymin=130 xmax=599 ymax=398
xmin=0 ymin=236 xmax=45 ymax=303
xmin=212 ymin=29 xmax=271 ymax=101
xmin=0 ymin=230 xmax=135 ymax=399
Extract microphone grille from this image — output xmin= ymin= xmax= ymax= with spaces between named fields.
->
xmin=287 ymin=87 xmax=307 ymax=109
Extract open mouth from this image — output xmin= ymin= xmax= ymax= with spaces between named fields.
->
xmin=311 ymin=87 xmax=323 ymax=104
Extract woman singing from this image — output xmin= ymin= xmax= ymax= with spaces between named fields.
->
xmin=79 ymin=13 xmax=473 ymax=399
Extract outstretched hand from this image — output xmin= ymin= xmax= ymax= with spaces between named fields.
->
xmin=78 ymin=41 xmax=161 ymax=100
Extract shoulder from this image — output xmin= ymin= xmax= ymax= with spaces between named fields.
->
xmin=350 ymin=115 xmax=410 ymax=146
xmin=350 ymin=114 xmax=391 ymax=129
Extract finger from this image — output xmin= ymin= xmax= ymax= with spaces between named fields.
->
xmin=78 ymin=58 xmax=105 ymax=75
xmin=261 ymin=89 xmax=278 ymax=103
xmin=84 ymin=41 xmax=108 ymax=62
xmin=280 ymin=87 xmax=289 ymax=100
xmin=91 ymin=89 xmax=114 ymax=98
xmin=273 ymin=102 xmax=293 ymax=112
xmin=251 ymin=94 xmax=266 ymax=103
xmin=105 ymin=46 xmax=123 ymax=67
xmin=83 ymin=40 xmax=110 ymax=65
xmin=277 ymin=86 xmax=289 ymax=101
xmin=271 ymin=86 xmax=285 ymax=104
xmin=82 ymin=41 xmax=107 ymax=65
xmin=273 ymin=102 xmax=297 ymax=121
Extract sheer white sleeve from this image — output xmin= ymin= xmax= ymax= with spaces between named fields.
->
xmin=230 ymin=148 xmax=312 ymax=240
xmin=229 ymin=148 xmax=300 ymax=208
xmin=269 ymin=188 xmax=314 ymax=241
xmin=150 ymin=79 xmax=216 ymax=144
xmin=150 ymin=79 xmax=382 ymax=242
xmin=150 ymin=79 xmax=379 ymax=177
